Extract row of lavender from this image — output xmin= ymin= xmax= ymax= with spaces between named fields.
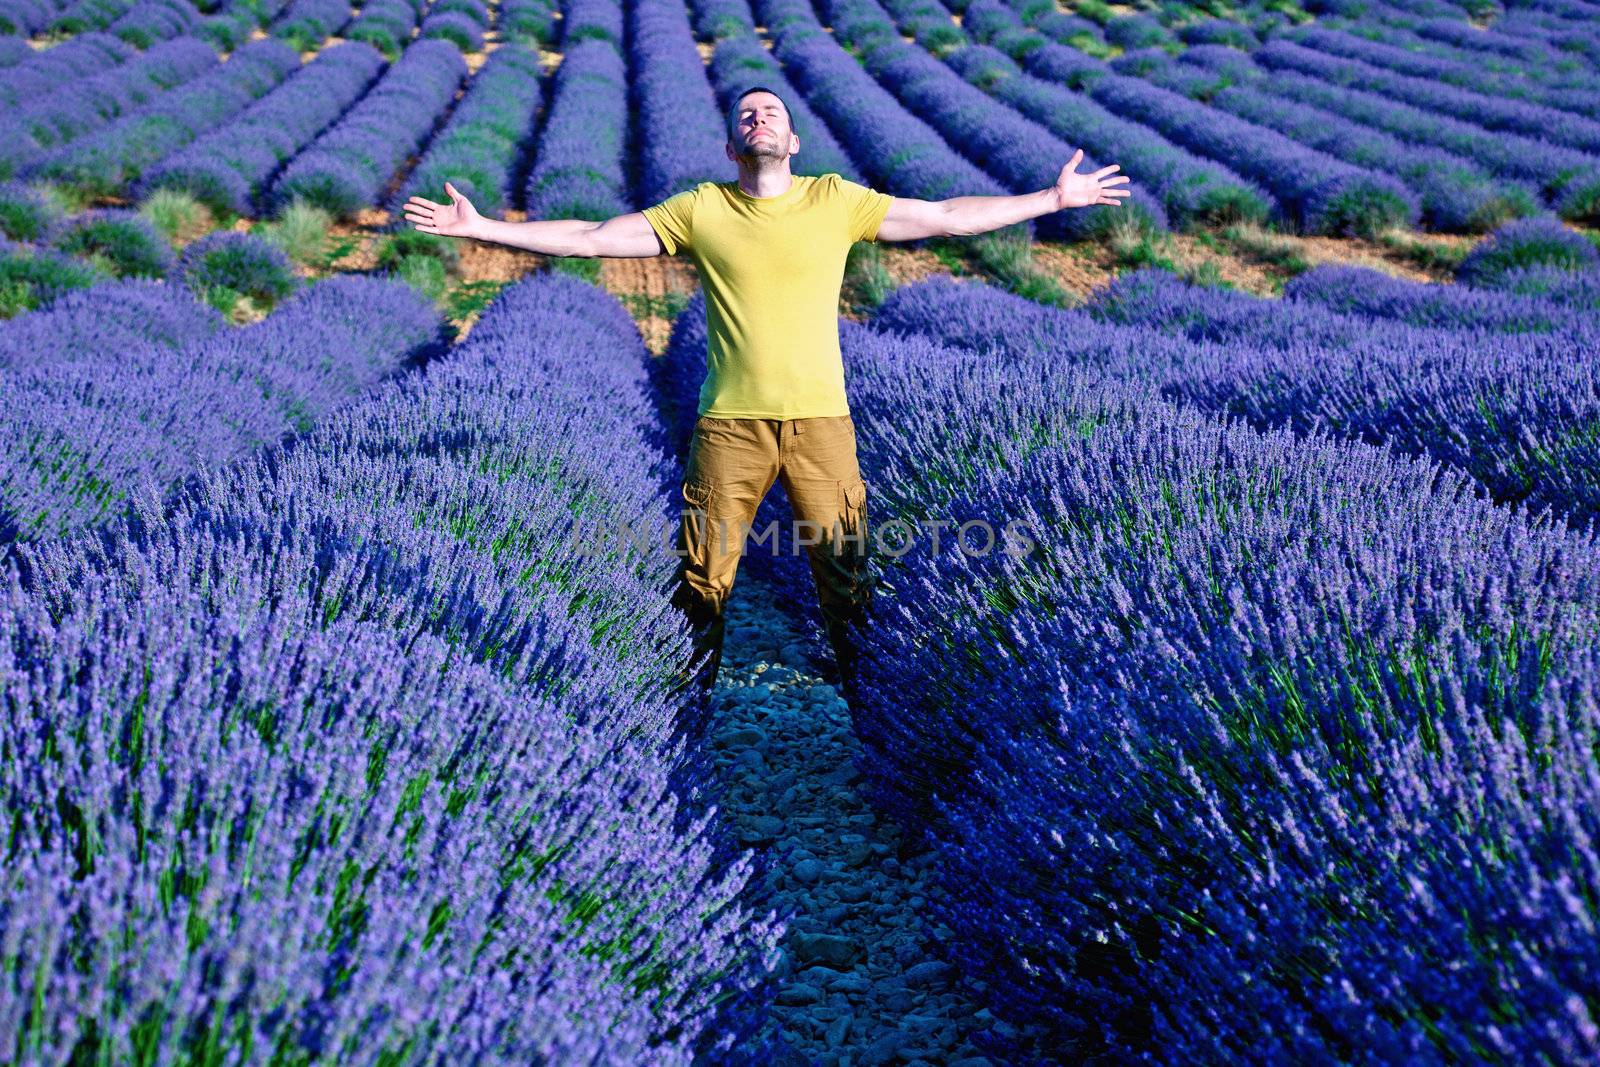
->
xmin=0 ymin=0 xmax=524 ymax=220
xmin=782 ymin=0 xmax=1600 ymax=236
xmin=0 ymin=270 xmax=785 ymax=1063
xmin=662 ymin=213 xmax=1594 ymax=1060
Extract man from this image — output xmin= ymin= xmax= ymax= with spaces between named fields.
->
xmin=403 ymin=85 xmax=1131 ymax=708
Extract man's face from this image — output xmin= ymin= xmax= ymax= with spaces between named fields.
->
xmin=728 ymin=92 xmax=796 ymax=162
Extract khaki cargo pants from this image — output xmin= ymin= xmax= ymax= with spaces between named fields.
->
xmin=668 ymin=414 xmax=874 ymax=696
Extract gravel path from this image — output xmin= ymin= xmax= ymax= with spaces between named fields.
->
xmin=698 ymin=571 xmax=1002 ymax=1067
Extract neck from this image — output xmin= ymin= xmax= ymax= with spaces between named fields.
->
xmin=735 ymin=155 xmax=794 ymax=199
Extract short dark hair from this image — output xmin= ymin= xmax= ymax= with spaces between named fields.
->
xmin=726 ymin=85 xmax=799 ymax=142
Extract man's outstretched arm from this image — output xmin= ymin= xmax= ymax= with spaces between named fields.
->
xmin=403 ymin=182 xmax=664 ymax=258
xmin=876 ymin=149 xmax=1132 ymax=242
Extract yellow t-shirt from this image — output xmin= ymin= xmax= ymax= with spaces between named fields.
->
xmin=641 ymin=172 xmax=894 ymax=420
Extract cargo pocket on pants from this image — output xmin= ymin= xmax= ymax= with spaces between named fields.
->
xmin=678 ymin=478 xmax=715 ymax=572
xmin=841 ymin=479 xmax=867 ymax=540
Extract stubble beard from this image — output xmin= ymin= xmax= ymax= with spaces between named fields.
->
xmin=736 ymin=136 xmax=788 ymax=165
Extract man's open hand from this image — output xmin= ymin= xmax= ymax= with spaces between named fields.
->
xmin=402 ymin=181 xmax=481 ymax=238
xmin=1053 ymin=149 xmax=1132 ymax=210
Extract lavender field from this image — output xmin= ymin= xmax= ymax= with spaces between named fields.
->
xmin=1 ymin=0 xmax=1598 ymax=1063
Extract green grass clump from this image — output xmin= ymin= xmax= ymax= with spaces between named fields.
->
xmin=0 ymin=183 xmax=64 ymax=243
xmin=0 ymin=246 xmax=108 ymax=318
xmin=374 ymin=228 xmax=463 ymax=276
xmin=51 ymin=210 xmax=176 ymax=279
xmin=548 ymin=256 xmax=603 ymax=284
xmin=138 ymin=188 xmax=217 ymax=244
xmin=844 ymin=240 xmax=894 ymax=312
xmin=253 ymin=202 xmax=348 ymax=272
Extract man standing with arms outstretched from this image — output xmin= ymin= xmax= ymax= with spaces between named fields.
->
xmin=403 ymin=85 xmax=1131 ymax=709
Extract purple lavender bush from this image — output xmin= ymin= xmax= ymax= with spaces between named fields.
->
xmin=691 ymin=0 xmax=757 ymax=39
xmin=343 ymin=0 xmax=422 ymax=56
xmin=108 ymin=0 xmax=200 ymax=47
xmin=773 ymin=21 xmax=1014 ymax=209
xmin=0 ymin=35 xmax=218 ymax=181
xmin=137 ymin=41 xmax=386 ymax=217
xmin=563 ymin=0 xmax=623 ymax=44
xmin=500 ymin=0 xmax=558 ymax=45
xmin=173 ymin=230 xmax=299 ymax=310
xmin=863 ymin=38 xmax=1168 ymax=239
xmin=390 ymin=43 xmax=542 ymax=219
xmin=629 ymin=0 xmax=737 ymax=205
xmin=0 ymin=272 xmax=784 ymax=1062
xmin=269 ymin=0 xmax=352 ymax=48
xmin=1453 ymin=214 xmax=1600 ymax=287
xmin=269 ymin=39 xmax=465 ymax=219
xmin=420 ymin=9 xmax=485 ymax=51
xmin=0 ymin=274 xmax=439 ymax=540
xmin=49 ymin=207 xmax=176 ymax=278
xmin=946 ymin=43 xmax=1271 ymax=229
xmin=0 ymin=0 xmax=57 ymax=33
xmin=1068 ymin=67 xmax=1420 ymax=235
xmin=1277 ymin=25 xmax=1600 ymax=154
xmin=521 ymin=37 xmax=630 ymax=220
xmin=1283 ymin=261 xmax=1588 ymax=331
xmin=838 ymin=328 xmax=1600 ymax=1061
xmin=0 ymin=32 xmax=134 ymax=109
xmin=875 ymin=272 xmax=1600 ymax=531
xmin=27 ymin=39 xmax=299 ymax=198
xmin=0 ymin=239 xmax=110 ymax=317
xmin=1248 ymin=59 xmax=1600 ymax=224
xmin=14 ymin=276 xmax=226 ymax=356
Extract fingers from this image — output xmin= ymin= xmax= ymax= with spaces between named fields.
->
xmin=1090 ymin=163 xmax=1121 ymax=179
xmin=445 ymin=181 xmax=461 ymax=201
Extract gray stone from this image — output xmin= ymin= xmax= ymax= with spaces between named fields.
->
xmin=794 ymin=858 xmax=823 ymax=884
xmin=842 ymin=841 xmax=875 ymax=868
xmin=777 ymin=983 xmax=823 ymax=1006
xmin=829 ymin=973 xmax=871 ymax=994
xmin=858 ymin=1032 xmax=904 ymax=1067
xmin=716 ymin=725 xmax=767 ymax=748
xmin=950 ymin=1059 xmax=994 ymax=1067
xmin=881 ymin=989 xmax=916 ymax=1013
xmin=837 ymin=883 xmax=871 ymax=903
xmin=826 ymin=1014 xmax=853 ymax=1049
xmin=902 ymin=961 xmax=954 ymax=987
xmin=793 ymin=932 xmax=864 ymax=970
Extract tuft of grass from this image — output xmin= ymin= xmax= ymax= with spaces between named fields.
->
xmin=1179 ymin=259 xmax=1232 ymax=290
xmin=548 ymin=256 xmax=602 ymax=284
xmin=843 ymin=240 xmax=894 ymax=311
xmin=374 ymin=227 xmax=462 ymax=276
xmin=971 ymin=229 xmax=1076 ymax=308
xmin=395 ymin=254 xmax=450 ymax=303
xmin=1221 ymin=222 xmax=1312 ymax=275
xmin=1374 ymin=230 xmax=1471 ymax=276
xmin=446 ymin=279 xmax=510 ymax=323
xmin=617 ymin=291 xmax=692 ymax=320
xmin=253 ymin=202 xmax=348 ymax=271
xmin=1107 ymin=213 xmax=1178 ymax=273
xmin=139 ymin=188 xmax=216 ymax=244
